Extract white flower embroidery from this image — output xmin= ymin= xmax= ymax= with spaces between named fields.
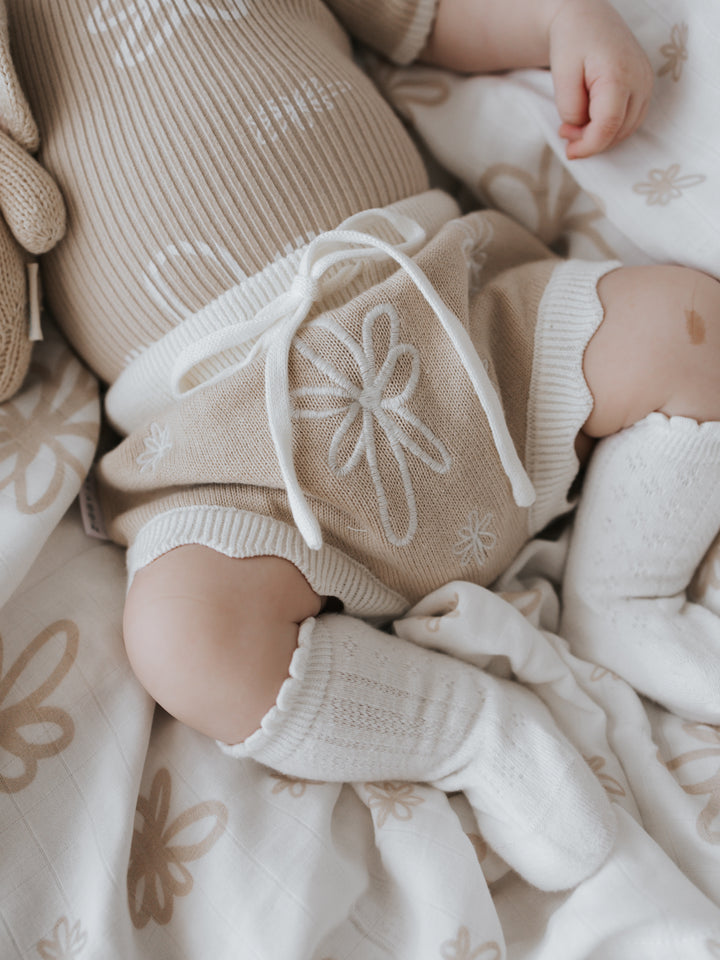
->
xmin=136 ymin=423 xmax=173 ymax=473
xmin=87 ymin=0 xmax=249 ymax=68
xmin=459 ymin=218 xmax=494 ymax=295
xmin=291 ymin=303 xmax=451 ymax=547
xmin=453 ymin=510 xmax=496 ymax=567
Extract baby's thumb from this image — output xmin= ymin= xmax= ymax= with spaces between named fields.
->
xmin=552 ymin=59 xmax=590 ymax=129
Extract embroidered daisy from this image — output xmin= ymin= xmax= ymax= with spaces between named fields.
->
xmin=136 ymin=423 xmax=173 ymax=474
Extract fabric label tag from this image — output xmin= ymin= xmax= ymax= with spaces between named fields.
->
xmin=27 ymin=263 xmax=43 ymax=341
xmin=79 ymin=470 xmax=110 ymax=540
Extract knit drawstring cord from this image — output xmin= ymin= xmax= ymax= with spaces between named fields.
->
xmin=171 ymin=207 xmax=535 ymax=551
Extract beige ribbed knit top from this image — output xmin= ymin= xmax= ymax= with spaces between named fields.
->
xmin=8 ymin=0 xmax=434 ymax=383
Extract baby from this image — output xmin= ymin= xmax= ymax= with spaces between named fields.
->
xmin=5 ymin=0 xmax=720 ymax=890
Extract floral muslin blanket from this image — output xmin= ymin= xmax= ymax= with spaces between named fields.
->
xmin=4 ymin=1 xmax=720 ymax=957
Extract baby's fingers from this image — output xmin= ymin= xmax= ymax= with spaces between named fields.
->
xmin=564 ymin=80 xmax=632 ymax=158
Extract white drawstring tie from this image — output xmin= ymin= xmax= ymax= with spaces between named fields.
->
xmin=171 ymin=208 xmax=535 ymax=551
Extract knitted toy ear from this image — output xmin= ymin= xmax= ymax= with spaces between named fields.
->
xmin=0 ymin=131 xmax=65 ymax=254
xmin=0 ymin=0 xmax=39 ymax=151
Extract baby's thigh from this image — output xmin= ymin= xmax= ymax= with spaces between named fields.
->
xmin=123 ymin=546 xmax=323 ymax=744
xmin=582 ymin=264 xmax=720 ymax=437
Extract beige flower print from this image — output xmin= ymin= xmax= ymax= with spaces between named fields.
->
xmin=364 ymin=781 xmax=425 ymax=827
xmin=440 ymin=927 xmax=502 ymax=960
xmin=269 ymin=773 xmax=322 ymax=797
xmin=658 ymin=23 xmax=688 ymax=82
xmin=665 ymin=723 xmax=720 ymax=843
xmin=37 ymin=917 xmax=88 ymax=960
xmin=588 ymin=665 xmax=620 ymax=683
xmin=497 ymin=587 xmax=543 ymax=624
xmin=0 ymin=350 xmax=98 ymax=514
xmin=0 ymin=621 xmax=78 ymax=794
xmin=478 ymin=146 xmax=618 ymax=259
xmin=419 ymin=591 xmax=461 ymax=633
xmin=633 ymin=163 xmax=706 ymax=205
xmin=127 ymin=767 xmax=228 ymax=928
xmin=585 ymin=755 xmax=626 ymax=799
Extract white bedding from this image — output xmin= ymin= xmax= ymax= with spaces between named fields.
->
xmin=3 ymin=1 xmax=720 ymax=956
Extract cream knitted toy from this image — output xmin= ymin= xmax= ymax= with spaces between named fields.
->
xmin=0 ymin=0 xmax=65 ymax=402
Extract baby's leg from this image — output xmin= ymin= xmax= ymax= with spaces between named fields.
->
xmin=123 ymin=547 xmax=323 ymax=744
xmin=562 ymin=264 xmax=720 ymax=719
xmin=124 ymin=546 xmax=614 ymax=891
xmin=583 ymin=264 xmax=720 ymax=434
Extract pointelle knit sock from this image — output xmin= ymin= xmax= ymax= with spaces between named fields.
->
xmin=561 ymin=413 xmax=720 ymax=721
xmin=220 ymin=611 xmax=616 ymax=891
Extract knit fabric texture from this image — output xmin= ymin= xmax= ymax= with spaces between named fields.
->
xmin=562 ymin=413 xmax=720 ymax=721
xmin=221 ymin=612 xmax=617 ymax=891
xmin=0 ymin=1 xmax=65 ymax=401
xmin=8 ymin=0 xmax=436 ymax=384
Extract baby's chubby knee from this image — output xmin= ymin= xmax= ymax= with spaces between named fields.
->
xmin=123 ymin=546 xmax=322 ymax=743
xmin=584 ymin=264 xmax=720 ymax=435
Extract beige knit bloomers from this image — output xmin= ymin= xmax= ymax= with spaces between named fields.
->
xmin=96 ymin=190 xmax=618 ymax=618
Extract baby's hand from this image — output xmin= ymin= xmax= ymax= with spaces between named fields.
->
xmin=549 ymin=0 xmax=653 ymax=159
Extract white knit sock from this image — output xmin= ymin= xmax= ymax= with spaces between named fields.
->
xmin=561 ymin=413 xmax=720 ymax=720
xmin=221 ymin=612 xmax=615 ymax=891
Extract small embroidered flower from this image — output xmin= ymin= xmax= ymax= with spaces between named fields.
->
xmin=364 ymin=781 xmax=425 ymax=827
xmin=585 ymin=755 xmax=626 ymax=799
xmin=269 ymin=773 xmax=322 ymax=797
xmin=658 ymin=23 xmax=688 ymax=82
xmin=440 ymin=927 xmax=503 ymax=960
xmin=136 ymin=423 xmax=173 ymax=474
xmin=633 ymin=163 xmax=706 ymax=205
xmin=459 ymin=218 xmax=494 ymax=295
xmin=37 ymin=917 xmax=88 ymax=960
xmin=453 ymin=511 xmax=496 ymax=568
xmin=292 ymin=303 xmax=452 ymax=547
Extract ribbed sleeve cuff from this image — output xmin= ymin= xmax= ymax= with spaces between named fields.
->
xmin=390 ymin=0 xmax=438 ymax=65
xmin=525 ymin=258 xmax=621 ymax=535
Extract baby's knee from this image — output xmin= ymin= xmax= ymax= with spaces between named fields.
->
xmin=585 ymin=264 xmax=720 ymax=435
xmin=122 ymin=547 xmax=321 ymax=743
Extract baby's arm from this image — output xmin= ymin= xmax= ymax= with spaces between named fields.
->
xmin=421 ymin=0 xmax=653 ymax=158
